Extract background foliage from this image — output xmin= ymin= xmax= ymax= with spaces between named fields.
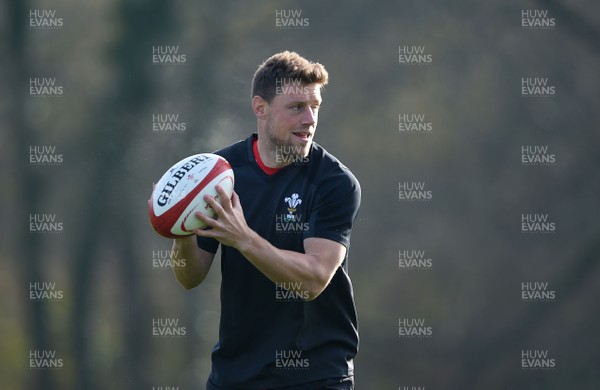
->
xmin=1 ymin=0 xmax=599 ymax=388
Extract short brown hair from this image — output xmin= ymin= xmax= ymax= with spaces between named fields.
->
xmin=251 ymin=51 xmax=329 ymax=103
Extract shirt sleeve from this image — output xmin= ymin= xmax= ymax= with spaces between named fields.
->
xmin=304 ymin=168 xmax=361 ymax=248
xmin=197 ymin=235 xmax=220 ymax=254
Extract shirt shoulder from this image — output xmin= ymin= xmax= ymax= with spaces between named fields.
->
xmin=211 ymin=136 xmax=253 ymax=168
xmin=309 ymin=143 xmax=361 ymax=198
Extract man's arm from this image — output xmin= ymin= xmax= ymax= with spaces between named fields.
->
xmin=239 ymin=233 xmax=345 ymax=300
xmin=171 ymin=235 xmax=215 ymax=289
xmin=194 ymin=186 xmax=346 ymax=300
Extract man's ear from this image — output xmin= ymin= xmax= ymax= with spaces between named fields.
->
xmin=252 ymin=95 xmax=269 ymax=119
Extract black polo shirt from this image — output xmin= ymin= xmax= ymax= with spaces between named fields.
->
xmin=197 ymin=134 xmax=361 ymax=388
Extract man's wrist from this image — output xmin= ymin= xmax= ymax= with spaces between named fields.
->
xmin=235 ymin=228 xmax=260 ymax=256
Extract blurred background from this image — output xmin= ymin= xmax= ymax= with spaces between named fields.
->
xmin=1 ymin=0 xmax=599 ymax=389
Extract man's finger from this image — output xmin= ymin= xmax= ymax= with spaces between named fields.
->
xmin=192 ymin=211 xmax=220 ymax=237
xmin=193 ymin=227 xmax=215 ymax=237
xmin=203 ymin=193 xmax=225 ymax=216
xmin=230 ymin=191 xmax=240 ymax=208
xmin=215 ymin=184 xmax=233 ymax=212
xmin=195 ymin=210 xmax=218 ymax=227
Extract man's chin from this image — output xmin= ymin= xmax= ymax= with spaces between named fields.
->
xmin=297 ymin=144 xmax=311 ymax=159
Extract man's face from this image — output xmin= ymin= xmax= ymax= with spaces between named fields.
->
xmin=262 ymin=83 xmax=322 ymax=158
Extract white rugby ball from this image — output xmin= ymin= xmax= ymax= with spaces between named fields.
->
xmin=148 ymin=153 xmax=234 ymax=238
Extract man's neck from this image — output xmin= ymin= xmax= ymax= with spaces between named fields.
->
xmin=252 ymin=137 xmax=283 ymax=175
xmin=256 ymin=136 xmax=286 ymax=168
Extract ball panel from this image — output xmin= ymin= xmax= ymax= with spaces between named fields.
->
xmin=152 ymin=154 xmax=219 ymax=217
xmin=148 ymin=154 xmax=235 ymax=238
xmin=171 ymin=163 xmax=234 ymax=235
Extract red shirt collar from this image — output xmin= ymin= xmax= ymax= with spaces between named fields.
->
xmin=252 ymin=138 xmax=282 ymax=176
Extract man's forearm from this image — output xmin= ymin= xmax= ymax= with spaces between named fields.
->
xmin=192 ymin=188 xmax=345 ymax=299
xmin=171 ymin=236 xmax=213 ymax=289
xmin=236 ymin=231 xmax=338 ymax=300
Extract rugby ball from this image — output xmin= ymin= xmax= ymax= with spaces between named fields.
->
xmin=149 ymin=153 xmax=234 ymax=238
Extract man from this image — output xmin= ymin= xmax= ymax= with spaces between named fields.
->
xmin=171 ymin=51 xmax=361 ymax=389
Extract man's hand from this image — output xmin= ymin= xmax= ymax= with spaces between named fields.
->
xmin=193 ymin=185 xmax=253 ymax=250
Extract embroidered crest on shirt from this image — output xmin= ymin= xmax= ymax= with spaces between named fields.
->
xmin=284 ymin=193 xmax=302 ymax=222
